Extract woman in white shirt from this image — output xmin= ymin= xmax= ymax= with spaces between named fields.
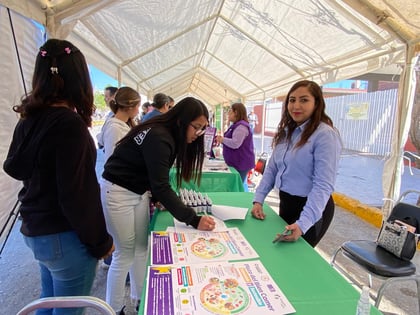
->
xmin=96 ymin=86 xmax=141 ymax=313
xmin=97 ymin=87 xmax=140 ymax=162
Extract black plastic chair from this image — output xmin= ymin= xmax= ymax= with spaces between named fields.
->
xmin=16 ymin=296 xmax=116 ymax=315
xmin=330 ymin=190 xmax=420 ymax=312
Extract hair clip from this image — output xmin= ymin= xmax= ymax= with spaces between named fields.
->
xmin=64 ymin=47 xmax=71 ymax=54
xmin=40 ymin=50 xmax=47 ymax=57
xmin=50 ymin=67 xmax=59 ymax=74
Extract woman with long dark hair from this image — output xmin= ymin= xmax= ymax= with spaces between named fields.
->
xmin=251 ymin=80 xmax=342 ymax=247
xmin=101 ymin=96 xmax=216 ymax=314
xmin=3 ymin=39 xmax=114 ymax=314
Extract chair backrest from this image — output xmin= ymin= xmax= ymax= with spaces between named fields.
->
xmin=388 ymin=202 xmax=420 ymax=232
xmin=16 ymin=296 xmax=116 ymax=315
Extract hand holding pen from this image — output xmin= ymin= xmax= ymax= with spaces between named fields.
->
xmin=272 ymin=228 xmax=291 ymax=243
xmin=197 ymin=208 xmax=216 ymax=231
xmin=273 ymin=223 xmax=303 ymax=243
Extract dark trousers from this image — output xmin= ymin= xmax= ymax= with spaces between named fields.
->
xmin=279 ymin=190 xmax=334 ymax=247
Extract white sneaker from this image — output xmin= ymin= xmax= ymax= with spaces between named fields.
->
xmin=101 ymin=259 xmax=110 ymax=269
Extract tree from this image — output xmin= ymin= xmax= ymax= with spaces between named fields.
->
xmin=94 ymin=90 xmax=106 ymax=111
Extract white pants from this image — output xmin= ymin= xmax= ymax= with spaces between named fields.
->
xmin=101 ymin=179 xmax=150 ymax=311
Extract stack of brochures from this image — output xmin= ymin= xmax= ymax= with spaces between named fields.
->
xmin=202 ymin=158 xmax=230 ymax=172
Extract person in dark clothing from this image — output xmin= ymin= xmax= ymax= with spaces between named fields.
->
xmin=101 ymin=96 xmax=216 ymax=314
xmin=3 ymin=39 xmax=114 ymax=315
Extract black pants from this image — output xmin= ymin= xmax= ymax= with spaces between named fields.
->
xmin=279 ymin=190 xmax=334 ymax=247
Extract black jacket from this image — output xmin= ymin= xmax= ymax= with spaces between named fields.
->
xmin=3 ymin=107 xmax=113 ymax=259
xmin=103 ymin=125 xmax=201 ymax=228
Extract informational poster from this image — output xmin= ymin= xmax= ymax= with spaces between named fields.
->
xmin=204 ymin=126 xmax=217 ymax=157
xmin=144 ymin=260 xmax=296 ymax=315
xmin=150 ymin=228 xmax=259 ymax=265
xmin=345 ymin=102 xmax=369 ymax=120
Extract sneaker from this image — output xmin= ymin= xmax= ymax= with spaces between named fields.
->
xmin=135 ymin=300 xmax=141 ymax=312
xmin=101 ymin=259 xmax=110 ymax=269
xmin=118 ymin=305 xmax=126 ymax=315
xmin=125 ymin=273 xmax=130 ymax=285
xmin=101 ymin=255 xmax=112 ymax=269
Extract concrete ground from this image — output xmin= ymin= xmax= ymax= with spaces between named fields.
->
xmin=1 ymin=142 xmax=419 ymax=314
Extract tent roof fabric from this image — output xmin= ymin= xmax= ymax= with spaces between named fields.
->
xmin=2 ymin=0 xmax=420 ymax=105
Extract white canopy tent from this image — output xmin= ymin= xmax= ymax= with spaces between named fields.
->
xmin=0 ymin=0 xmax=419 ymax=238
xmin=2 ymin=0 xmax=417 ymax=103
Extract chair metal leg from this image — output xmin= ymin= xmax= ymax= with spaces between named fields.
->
xmin=331 ymin=246 xmax=374 ymax=287
xmin=375 ymin=275 xmax=420 ymax=311
xmin=330 ymin=246 xmax=342 ymax=267
xmin=417 ymin=277 xmax=420 ymax=315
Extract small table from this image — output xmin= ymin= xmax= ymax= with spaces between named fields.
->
xmin=169 ymin=166 xmax=244 ymax=192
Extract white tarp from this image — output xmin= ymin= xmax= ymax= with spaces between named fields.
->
xmin=0 ymin=0 xmax=419 ymax=233
xmin=382 ymin=49 xmax=419 ymax=215
xmin=0 ymin=7 xmax=45 ymax=245
xmin=2 ymin=0 xmax=418 ymax=105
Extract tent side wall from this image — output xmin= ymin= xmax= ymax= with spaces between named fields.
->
xmin=0 ymin=7 xmax=44 ymax=242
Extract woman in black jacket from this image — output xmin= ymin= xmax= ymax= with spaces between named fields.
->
xmin=101 ymin=96 xmax=216 ymax=314
xmin=3 ymin=39 xmax=114 ymax=315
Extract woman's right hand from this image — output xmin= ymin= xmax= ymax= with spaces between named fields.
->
xmin=197 ymin=215 xmax=216 ymax=231
xmin=251 ymin=202 xmax=266 ymax=220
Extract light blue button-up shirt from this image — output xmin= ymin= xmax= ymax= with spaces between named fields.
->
xmin=253 ymin=121 xmax=342 ymax=233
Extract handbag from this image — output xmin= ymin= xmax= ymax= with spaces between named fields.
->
xmin=254 ymin=152 xmax=268 ymax=175
xmin=377 ymin=220 xmax=418 ymax=261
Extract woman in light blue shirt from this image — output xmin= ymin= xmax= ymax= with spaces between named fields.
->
xmin=251 ymin=80 xmax=342 ymax=247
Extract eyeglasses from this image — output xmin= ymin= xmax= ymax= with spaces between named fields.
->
xmin=189 ymin=123 xmax=207 ymax=136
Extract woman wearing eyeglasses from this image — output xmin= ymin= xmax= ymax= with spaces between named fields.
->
xmin=101 ymin=96 xmax=215 ymax=314
xmin=216 ymin=102 xmax=255 ymax=191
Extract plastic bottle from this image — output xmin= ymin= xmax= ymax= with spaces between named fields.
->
xmin=355 ymin=286 xmax=371 ymax=315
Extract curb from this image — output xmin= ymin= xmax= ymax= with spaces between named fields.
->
xmin=332 ymin=192 xmax=383 ymax=228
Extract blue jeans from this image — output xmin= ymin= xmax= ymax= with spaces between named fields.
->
xmin=237 ymin=169 xmax=250 ymax=192
xmin=23 ymin=231 xmax=98 ymax=315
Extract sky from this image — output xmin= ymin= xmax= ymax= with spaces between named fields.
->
xmin=89 ymin=64 xmax=151 ymax=103
xmin=89 ymin=65 xmax=118 ymax=91
xmin=87 ymin=63 xmax=366 ymax=101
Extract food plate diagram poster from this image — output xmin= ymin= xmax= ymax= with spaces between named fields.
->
xmin=151 ymin=228 xmax=259 ymax=265
xmin=144 ymin=260 xmax=296 ymax=315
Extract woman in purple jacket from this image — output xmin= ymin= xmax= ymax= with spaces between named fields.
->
xmin=216 ymin=103 xmax=255 ymax=191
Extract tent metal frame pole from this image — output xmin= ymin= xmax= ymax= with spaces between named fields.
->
xmin=260 ymin=93 xmax=266 ymax=154
xmin=0 ymin=200 xmax=20 ymax=257
xmin=7 ymin=8 xmax=27 ymax=96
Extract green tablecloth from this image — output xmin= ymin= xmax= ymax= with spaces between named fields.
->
xmin=169 ymin=166 xmax=244 ymax=192
xmin=146 ymin=192 xmax=382 ymax=315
